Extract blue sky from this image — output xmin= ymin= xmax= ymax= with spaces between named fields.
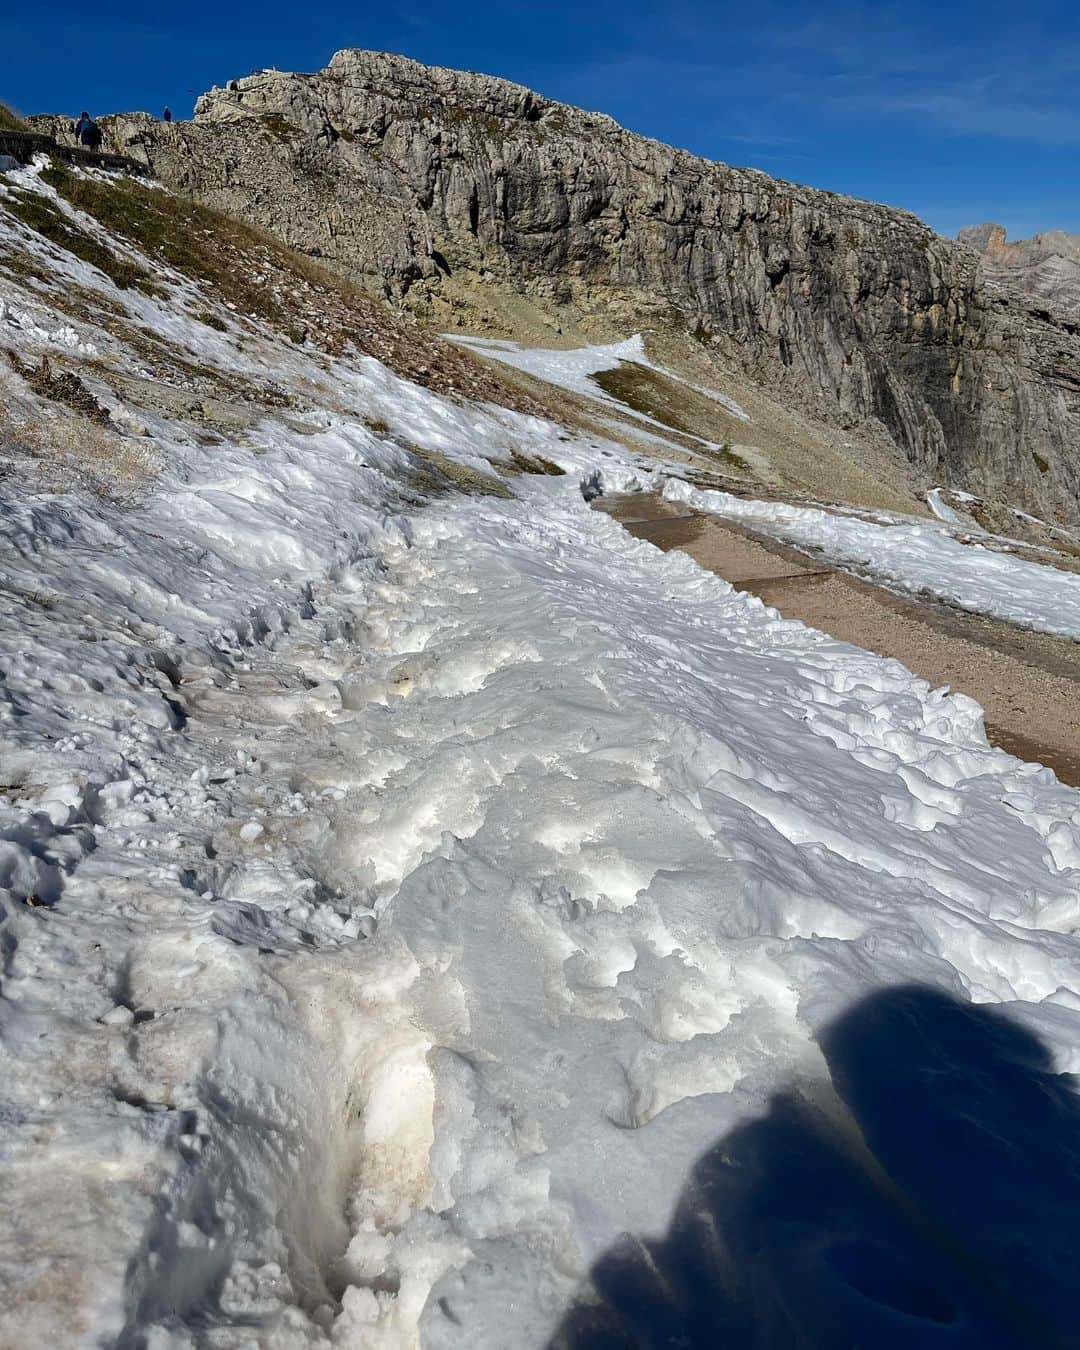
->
xmin=4 ymin=0 xmax=1077 ymax=239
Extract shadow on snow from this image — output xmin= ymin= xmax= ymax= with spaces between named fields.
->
xmin=550 ymin=984 xmax=1080 ymax=1349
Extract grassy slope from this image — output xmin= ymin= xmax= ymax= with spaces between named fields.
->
xmin=5 ymin=184 xmax=160 ymax=294
xmin=4 ymin=160 xmax=551 ymax=419
xmin=35 ymin=165 xmax=554 ymax=417
xmin=0 ymin=102 xmax=28 ymax=133
xmin=0 ymin=156 xmax=572 ymax=502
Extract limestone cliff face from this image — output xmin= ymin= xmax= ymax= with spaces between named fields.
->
xmin=959 ymin=222 xmax=1080 ymax=318
xmin=43 ymin=51 xmax=1080 ymax=519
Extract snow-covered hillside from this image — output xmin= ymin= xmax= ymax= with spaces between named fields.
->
xmin=2 ymin=158 xmax=1080 ymax=1349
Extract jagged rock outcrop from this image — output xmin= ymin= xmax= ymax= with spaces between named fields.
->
xmin=33 ymin=51 xmax=1080 ymax=519
xmin=959 ymin=222 xmax=1080 ymax=318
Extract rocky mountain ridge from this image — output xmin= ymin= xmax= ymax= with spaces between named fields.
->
xmin=959 ymin=222 xmax=1080 ymax=317
xmin=33 ymin=50 xmax=1080 ymax=521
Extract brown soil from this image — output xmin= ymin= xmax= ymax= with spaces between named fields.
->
xmin=598 ymin=494 xmax=1080 ymax=786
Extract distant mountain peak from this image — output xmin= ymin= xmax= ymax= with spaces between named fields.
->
xmin=960 ymin=221 xmax=1080 ymax=314
xmin=958 ymin=222 xmax=1009 ymax=254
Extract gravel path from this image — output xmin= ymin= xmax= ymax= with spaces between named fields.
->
xmin=599 ymin=494 xmax=1080 ymax=786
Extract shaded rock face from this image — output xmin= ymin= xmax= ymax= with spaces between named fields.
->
xmin=44 ymin=51 xmax=1080 ymax=519
xmin=959 ymin=222 xmax=1080 ymax=318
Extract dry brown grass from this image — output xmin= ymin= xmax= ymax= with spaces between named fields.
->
xmin=506 ymin=447 xmax=566 ymax=476
xmin=592 ymin=362 xmax=753 ymax=466
xmin=7 ymin=353 xmax=111 ymax=425
xmin=408 ymin=446 xmax=513 ymax=499
xmin=0 ymin=402 xmax=164 ymax=501
xmin=41 ymin=164 xmax=297 ymax=323
xmin=37 ymin=164 xmax=551 ymax=419
xmin=0 ymin=102 xmax=28 ymax=133
xmin=3 ymin=185 xmax=162 ymax=295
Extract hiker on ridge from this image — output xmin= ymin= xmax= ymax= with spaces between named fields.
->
xmin=73 ymin=112 xmax=103 ymax=151
xmin=162 ymin=106 xmax=172 ymax=123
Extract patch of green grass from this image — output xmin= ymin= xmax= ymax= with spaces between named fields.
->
xmin=4 ymin=186 xmax=161 ymax=294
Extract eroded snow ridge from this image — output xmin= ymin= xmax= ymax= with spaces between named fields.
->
xmin=3 ymin=164 xmax=1080 ymax=1349
xmin=666 ymin=477 xmax=1080 ymax=640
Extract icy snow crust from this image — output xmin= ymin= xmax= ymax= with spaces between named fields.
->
xmin=3 ymin=170 xmax=1080 ymax=1346
xmin=448 ymin=334 xmax=651 ymax=402
xmin=666 ymin=478 xmax=1080 ymax=640
xmin=926 ymin=486 xmax=964 ymax=525
xmin=449 ymin=333 xmax=752 ymax=453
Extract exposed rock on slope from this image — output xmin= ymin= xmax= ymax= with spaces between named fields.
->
xmin=36 ymin=50 xmax=1080 ymax=520
xmin=959 ymin=222 xmax=1080 ymax=317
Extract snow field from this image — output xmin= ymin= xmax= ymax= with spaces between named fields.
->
xmin=11 ymin=415 xmax=1080 ymax=1343
xmin=255 ymin=482 xmax=1080 ymax=1346
xmin=3 ymin=164 xmax=1080 ymax=1346
xmin=0 ymin=168 xmax=618 ymax=1343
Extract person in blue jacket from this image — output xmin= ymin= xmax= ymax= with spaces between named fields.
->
xmin=72 ymin=112 xmax=103 ymax=150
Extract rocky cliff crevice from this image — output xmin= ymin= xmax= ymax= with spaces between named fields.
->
xmin=37 ymin=50 xmax=1080 ymax=520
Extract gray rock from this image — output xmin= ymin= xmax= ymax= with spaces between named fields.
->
xmin=959 ymin=222 xmax=1080 ymax=318
xmin=32 ymin=52 xmax=1080 ymax=520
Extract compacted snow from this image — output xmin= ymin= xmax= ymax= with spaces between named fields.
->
xmin=3 ymin=165 xmax=1080 ymax=1348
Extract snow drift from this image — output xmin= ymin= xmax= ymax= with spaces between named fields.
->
xmin=1 ymin=157 xmax=1080 ymax=1349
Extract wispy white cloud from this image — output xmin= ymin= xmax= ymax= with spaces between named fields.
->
xmin=543 ymin=3 xmax=1080 ymax=148
xmin=812 ymin=60 xmax=1080 ymax=145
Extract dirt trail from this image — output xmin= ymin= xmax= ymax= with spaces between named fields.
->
xmin=598 ymin=494 xmax=1080 ymax=787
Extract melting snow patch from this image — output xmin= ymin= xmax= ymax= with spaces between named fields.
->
xmin=666 ymin=477 xmax=1080 ymax=640
xmin=926 ymin=486 xmax=964 ymax=524
xmin=2 ymin=173 xmax=1080 ymax=1348
xmin=450 ymin=332 xmax=751 ymax=426
xmin=0 ymin=296 xmax=100 ymax=354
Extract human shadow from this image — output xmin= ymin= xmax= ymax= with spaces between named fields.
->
xmin=550 ymin=985 xmax=1080 ymax=1349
